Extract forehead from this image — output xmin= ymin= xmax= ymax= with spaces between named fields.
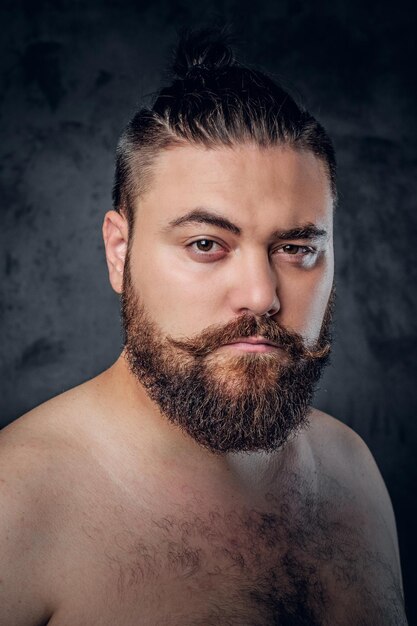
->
xmin=137 ymin=143 xmax=333 ymax=233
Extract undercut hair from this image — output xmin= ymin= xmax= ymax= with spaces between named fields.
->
xmin=112 ymin=26 xmax=337 ymax=234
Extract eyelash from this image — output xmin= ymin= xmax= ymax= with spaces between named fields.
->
xmin=187 ymin=238 xmax=316 ymax=256
xmin=188 ymin=239 xmax=223 ymax=255
xmin=187 ymin=239 xmax=317 ymax=258
xmin=275 ymin=244 xmax=316 ymax=256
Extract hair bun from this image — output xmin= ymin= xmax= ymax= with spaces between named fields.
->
xmin=171 ymin=25 xmax=236 ymax=80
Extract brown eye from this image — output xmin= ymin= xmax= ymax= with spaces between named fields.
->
xmin=195 ymin=239 xmax=215 ymax=252
xmin=283 ymin=244 xmax=300 ymax=255
xmin=187 ymin=238 xmax=225 ymax=262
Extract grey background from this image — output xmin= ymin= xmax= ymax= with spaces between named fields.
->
xmin=1 ymin=0 xmax=416 ymax=621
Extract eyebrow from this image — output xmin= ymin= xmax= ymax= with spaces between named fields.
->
xmin=163 ymin=207 xmax=327 ymax=241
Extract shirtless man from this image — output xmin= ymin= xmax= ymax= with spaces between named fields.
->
xmin=0 ymin=27 xmax=407 ymax=626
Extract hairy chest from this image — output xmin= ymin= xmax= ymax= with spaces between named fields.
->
xmin=46 ymin=479 xmax=404 ymax=626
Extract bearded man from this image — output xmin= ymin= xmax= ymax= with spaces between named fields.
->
xmin=0 ymin=27 xmax=407 ymax=626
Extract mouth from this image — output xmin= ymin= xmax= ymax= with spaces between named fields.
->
xmin=230 ymin=336 xmax=279 ymax=346
xmin=220 ymin=336 xmax=282 ymax=353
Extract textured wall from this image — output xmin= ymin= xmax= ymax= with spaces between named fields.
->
xmin=1 ymin=0 xmax=416 ymax=620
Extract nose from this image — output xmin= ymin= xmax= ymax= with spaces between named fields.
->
xmin=228 ymin=251 xmax=280 ymax=318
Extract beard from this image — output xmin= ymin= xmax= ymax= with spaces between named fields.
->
xmin=121 ymin=262 xmax=334 ymax=455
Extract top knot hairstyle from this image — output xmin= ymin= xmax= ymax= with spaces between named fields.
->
xmin=113 ymin=27 xmax=337 ymax=233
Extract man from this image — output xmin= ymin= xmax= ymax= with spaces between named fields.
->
xmin=0 ymin=27 xmax=407 ymax=625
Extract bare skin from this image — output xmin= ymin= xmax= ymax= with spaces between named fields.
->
xmin=0 ymin=144 xmax=407 ymax=625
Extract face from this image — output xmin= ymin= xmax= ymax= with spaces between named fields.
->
xmin=104 ymin=143 xmax=335 ymax=454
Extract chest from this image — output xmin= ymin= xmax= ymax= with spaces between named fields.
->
xmin=46 ymin=485 xmax=400 ymax=626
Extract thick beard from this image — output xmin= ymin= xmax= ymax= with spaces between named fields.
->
xmin=121 ymin=262 xmax=334 ymax=455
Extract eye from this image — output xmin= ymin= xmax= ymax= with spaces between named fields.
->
xmin=272 ymin=243 xmax=318 ymax=267
xmin=186 ymin=238 xmax=226 ymax=261
xmin=277 ymin=244 xmax=315 ymax=256
xmin=193 ymin=239 xmax=218 ymax=253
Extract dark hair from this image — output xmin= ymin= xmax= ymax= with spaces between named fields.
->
xmin=113 ymin=26 xmax=337 ymax=233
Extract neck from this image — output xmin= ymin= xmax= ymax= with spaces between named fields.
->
xmin=99 ymin=352 xmax=305 ymax=488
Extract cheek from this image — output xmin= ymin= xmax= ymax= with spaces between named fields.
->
xmin=305 ymin=271 xmax=334 ymax=342
xmin=130 ymin=243 xmax=224 ymax=336
xmin=279 ymin=255 xmax=334 ymax=342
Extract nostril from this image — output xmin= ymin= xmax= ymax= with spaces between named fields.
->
xmin=264 ymin=300 xmax=280 ymax=318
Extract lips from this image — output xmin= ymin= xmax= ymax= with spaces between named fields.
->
xmin=227 ymin=336 xmax=280 ymax=348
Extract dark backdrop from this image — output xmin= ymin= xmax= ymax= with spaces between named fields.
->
xmin=1 ymin=0 xmax=416 ymax=622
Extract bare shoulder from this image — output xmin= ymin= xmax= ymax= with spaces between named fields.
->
xmin=0 ymin=409 xmax=65 ymax=625
xmin=0 ymin=378 xmax=106 ymax=625
xmin=307 ymin=409 xmax=395 ymax=513
xmin=307 ymin=408 xmax=404 ymax=593
xmin=0 ymin=378 xmax=100 ymax=512
xmin=0 ymin=368 xmax=111 ymax=455
xmin=0 ymin=372 xmax=110 ymax=494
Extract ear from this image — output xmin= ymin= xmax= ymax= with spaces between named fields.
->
xmin=102 ymin=210 xmax=129 ymax=294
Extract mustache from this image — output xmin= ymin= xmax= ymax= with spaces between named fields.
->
xmin=168 ymin=313 xmax=330 ymax=360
